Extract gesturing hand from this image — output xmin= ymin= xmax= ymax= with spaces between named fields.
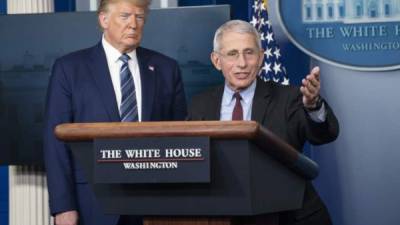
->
xmin=300 ymin=66 xmax=321 ymax=109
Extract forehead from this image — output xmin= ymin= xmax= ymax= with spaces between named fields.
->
xmin=219 ymin=31 xmax=258 ymax=52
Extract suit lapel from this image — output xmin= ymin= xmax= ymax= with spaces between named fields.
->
xmin=136 ymin=47 xmax=155 ymax=121
xmin=87 ymin=43 xmax=120 ymax=121
xmin=207 ymin=86 xmax=224 ymax=120
xmin=251 ymin=78 xmax=272 ymax=124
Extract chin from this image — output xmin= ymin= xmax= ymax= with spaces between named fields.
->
xmin=231 ymin=84 xmax=248 ymax=91
xmin=124 ymin=38 xmax=139 ymax=45
xmin=237 ymin=80 xmax=251 ymax=87
xmin=123 ymin=43 xmax=139 ymax=50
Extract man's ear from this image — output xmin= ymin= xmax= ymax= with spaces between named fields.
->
xmin=258 ymin=48 xmax=265 ymax=68
xmin=98 ymin=12 xmax=109 ymax=30
xmin=211 ymin=52 xmax=222 ymax=71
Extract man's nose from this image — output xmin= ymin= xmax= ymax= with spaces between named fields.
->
xmin=128 ymin=17 xmax=137 ymax=29
xmin=236 ymin=53 xmax=247 ymax=68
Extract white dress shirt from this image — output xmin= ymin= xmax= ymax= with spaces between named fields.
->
xmin=220 ymin=80 xmax=256 ymax=121
xmin=102 ymin=36 xmax=142 ymax=121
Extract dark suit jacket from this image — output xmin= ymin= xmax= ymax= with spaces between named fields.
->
xmin=188 ymin=78 xmax=339 ymax=225
xmin=44 ymin=42 xmax=187 ymax=225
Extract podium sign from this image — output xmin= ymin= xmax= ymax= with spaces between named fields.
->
xmin=94 ymin=136 xmax=210 ymax=184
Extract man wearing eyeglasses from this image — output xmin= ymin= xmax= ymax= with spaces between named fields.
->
xmin=44 ymin=1 xmax=187 ymax=225
xmin=188 ymin=20 xmax=339 ymax=225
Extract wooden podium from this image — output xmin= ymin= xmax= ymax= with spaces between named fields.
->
xmin=55 ymin=121 xmax=318 ymax=225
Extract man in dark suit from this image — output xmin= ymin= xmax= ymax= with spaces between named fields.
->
xmin=189 ymin=20 xmax=339 ymax=225
xmin=44 ymin=0 xmax=187 ymax=225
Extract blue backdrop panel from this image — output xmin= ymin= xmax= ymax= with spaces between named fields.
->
xmin=215 ymin=0 xmax=247 ymax=21
xmin=0 ymin=0 xmax=6 ymax=14
xmin=179 ymin=0 xmax=216 ymax=6
xmin=179 ymin=0 xmax=248 ymax=20
xmin=54 ymin=0 xmax=75 ymax=12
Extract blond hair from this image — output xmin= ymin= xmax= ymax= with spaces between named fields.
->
xmin=97 ymin=0 xmax=152 ymax=14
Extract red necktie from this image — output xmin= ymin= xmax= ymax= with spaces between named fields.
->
xmin=232 ymin=92 xmax=243 ymax=120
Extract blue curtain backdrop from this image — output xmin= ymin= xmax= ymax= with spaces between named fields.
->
xmin=0 ymin=0 xmax=6 ymax=14
xmin=54 ymin=0 xmax=75 ymax=12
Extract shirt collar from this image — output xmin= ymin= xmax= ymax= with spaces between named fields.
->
xmin=222 ymin=79 xmax=257 ymax=105
xmin=102 ymin=35 xmax=137 ymax=63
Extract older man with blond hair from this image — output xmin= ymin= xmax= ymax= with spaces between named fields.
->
xmin=44 ymin=0 xmax=187 ymax=225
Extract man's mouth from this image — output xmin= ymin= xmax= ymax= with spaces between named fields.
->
xmin=126 ymin=34 xmax=137 ymax=38
xmin=234 ymin=72 xmax=250 ymax=78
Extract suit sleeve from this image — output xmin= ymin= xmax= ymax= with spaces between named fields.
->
xmin=43 ymin=58 xmax=77 ymax=215
xmin=171 ymin=61 xmax=187 ymax=120
xmin=287 ymin=89 xmax=339 ymax=146
xmin=187 ymin=96 xmax=198 ymax=121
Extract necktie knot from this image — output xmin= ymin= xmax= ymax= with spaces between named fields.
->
xmin=119 ymin=54 xmax=130 ymax=64
xmin=233 ymin=92 xmax=242 ymax=101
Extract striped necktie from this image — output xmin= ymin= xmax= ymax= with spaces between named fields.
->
xmin=119 ymin=54 xmax=138 ymax=122
xmin=232 ymin=92 xmax=243 ymax=121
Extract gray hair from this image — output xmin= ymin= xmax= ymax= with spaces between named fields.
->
xmin=213 ymin=20 xmax=262 ymax=52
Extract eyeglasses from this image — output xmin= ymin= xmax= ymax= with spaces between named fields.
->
xmin=216 ymin=49 xmax=260 ymax=62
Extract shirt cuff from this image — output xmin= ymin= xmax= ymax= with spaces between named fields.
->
xmin=307 ymin=103 xmax=327 ymax=123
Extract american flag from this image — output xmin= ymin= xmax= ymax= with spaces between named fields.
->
xmin=250 ymin=0 xmax=289 ymax=85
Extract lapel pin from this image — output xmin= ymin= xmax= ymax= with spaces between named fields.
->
xmin=148 ymin=65 xmax=154 ymax=71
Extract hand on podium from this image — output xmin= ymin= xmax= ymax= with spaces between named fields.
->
xmin=55 ymin=210 xmax=78 ymax=225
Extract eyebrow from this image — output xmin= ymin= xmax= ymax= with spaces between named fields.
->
xmin=119 ymin=12 xmax=132 ymax=16
xmin=226 ymin=48 xmax=255 ymax=52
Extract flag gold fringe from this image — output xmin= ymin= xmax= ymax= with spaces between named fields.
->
xmin=263 ymin=0 xmax=268 ymax=10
